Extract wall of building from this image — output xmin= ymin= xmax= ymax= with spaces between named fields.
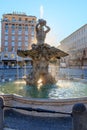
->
xmin=1 ymin=13 xmax=37 ymax=67
xmin=58 ymin=24 xmax=87 ymax=68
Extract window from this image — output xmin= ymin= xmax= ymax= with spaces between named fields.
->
xmin=25 ymin=30 xmax=28 ymax=35
xmin=5 ymin=41 xmax=8 ymax=46
xmin=12 ymin=41 xmax=15 ymax=46
xmin=31 ymin=20 xmax=35 ymax=24
xmin=5 ymin=35 xmax=8 ymax=40
xmin=25 ymin=18 xmax=28 ymax=21
xmin=25 ymin=42 xmax=28 ymax=46
xmin=31 ymin=26 xmax=34 ymax=35
xmin=12 ymin=24 xmax=15 ymax=29
xmin=25 ymin=25 xmax=28 ymax=31
xmin=12 ymin=17 xmax=16 ymax=21
xmin=4 ymin=17 xmax=8 ymax=21
xmin=18 ymin=25 xmax=22 ymax=30
xmin=5 ymin=24 xmax=9 ymax=29
xmin=12 ymin=47 xmax=15 ymax=52
xmin=29 ymin=21 xmax=31 ymax=23
xmin=18 ymin=41 xmax=22 ymax=46
xmin=12 ymin=36 xmax=15 ymax=41
xmin=12 ymin=29 xmax=15 ymax=34
xmin=4 ymin=47 xmax=8 ymax=51
xmin=18 ymin=46 xmax=21 ymax=50
xmin=19 ymin=18 xmax=21 ymax=21
xmin=31 ymin=35 xmax=34 ymax=41
xmin=18 ymin=36 xmax=22 ymax=41
xmin=25 ymin=36 xmax=28 ymax=41
xmin=5 ymin=29 xmax=8 ymax=34
xmin=18 ymin=30 xmax=22 ymax=34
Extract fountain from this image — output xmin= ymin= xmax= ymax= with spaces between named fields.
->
xmin=0 ymin=19 xmax=87 ymax=117
xmin=17 ymin=19 xmax=68 ymax=86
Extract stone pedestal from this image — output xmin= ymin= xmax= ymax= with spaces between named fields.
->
xmin=26 ymin=56 xmax=56 ymax=86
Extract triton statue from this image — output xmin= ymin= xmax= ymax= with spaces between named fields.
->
xmin=36 ymin=19 xmax=50 ymax=44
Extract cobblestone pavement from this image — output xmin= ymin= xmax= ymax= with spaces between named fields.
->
xmin=4 ymin=109 xmax=72 ymax=130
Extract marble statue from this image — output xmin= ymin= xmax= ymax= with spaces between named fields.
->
xmin=36 ymin=19 xmax=50 ymax=45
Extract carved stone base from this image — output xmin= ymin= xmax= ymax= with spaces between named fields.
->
xmin=26 ymin=56 xmax=56 ymax=86
xmin=26 ymin=73 xmax=56 ymax=86
xmin=17 ymin=43 xmax=68 ymax=86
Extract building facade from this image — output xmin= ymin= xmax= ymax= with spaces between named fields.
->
xmin=1 ymin=13 xmax=37 ymax=67
xmin=58 ymin=24 xmax=87 ymax=68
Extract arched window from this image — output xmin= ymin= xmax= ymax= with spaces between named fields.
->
xmin=12 ymin=17 xmax=16 ymax=21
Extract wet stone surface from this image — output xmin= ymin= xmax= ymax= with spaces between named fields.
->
xmin=4 ymin=109 xmax=72 ymax=130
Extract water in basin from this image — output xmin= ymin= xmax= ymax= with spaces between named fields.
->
xmin=0 ymin=80 xmax=87 ymax=99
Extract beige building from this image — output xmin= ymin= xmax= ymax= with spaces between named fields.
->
xmin=58 ymin=24 xmax=87 ymax=68
xmin=1 ymin=13 xmax=36 ymax=67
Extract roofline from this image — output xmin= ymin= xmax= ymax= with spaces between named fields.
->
xmin=3 ymin=13 xmax=37 ymax=18
xmin=60 ymin=24 xmax=87 ymax=43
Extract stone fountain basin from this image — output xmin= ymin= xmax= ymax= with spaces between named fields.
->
xmin=1 ymin=94 xmax=87 ymax=117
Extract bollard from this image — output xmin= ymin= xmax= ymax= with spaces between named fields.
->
xmin=72 ymin=103 xmax=87 ymax=130
xmin=0 ymin=97 xmax=4 ymax=130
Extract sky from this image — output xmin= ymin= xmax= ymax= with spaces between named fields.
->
xmin=0 ymin=0 xmax=87 ymax=47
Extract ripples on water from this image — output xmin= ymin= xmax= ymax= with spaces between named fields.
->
xmin=0 ymin=80 xmax=87 ymax=99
